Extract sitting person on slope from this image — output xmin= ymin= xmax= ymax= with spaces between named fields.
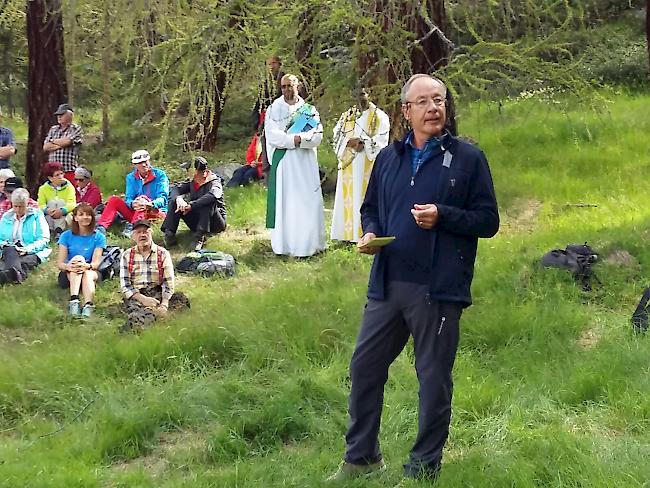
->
xmin=56 ymin=203 xmax=107 ymax=318
xmin=0 ymin=188 xmax=51 ymax=284
xmin=119 ymin=219 xmax=188 ymax=332
xmin=37 ymin=161 xmax=77 ymax=238
xmin=97 ymin=149 xmax=169 ymax=236
xmin=162 ymin=156 xmax=226 ymax=250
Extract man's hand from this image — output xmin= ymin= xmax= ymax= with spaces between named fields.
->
xmin=0 ymin=146 xmax=16 ymax=158
xmin=346 ymin=138 xmax=364 ymax=151
xmin=175 ymin=196 xmax=189 ymax=213
xmin=357 ymin=232 xmax=380 ymax=255
xmin=346 ymin=137 xmax=360 ymax=148
xmin=132 ymin=197 xmax=147 ymax=212
xmin=411 ymin=203 xmax=439 ymax=230
xmin=154 ymin=302 xmax=169 ymax=317
xmin=137 ymin=295 xmax=160 ymax=309
xmin=293 ymin=135 xmax=301 ymax=147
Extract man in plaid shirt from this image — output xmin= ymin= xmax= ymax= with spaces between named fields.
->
xmin=118 ymin=219 xmax=187 ymax=332
xmin=43 ymin=104 xmax=84 ymax=182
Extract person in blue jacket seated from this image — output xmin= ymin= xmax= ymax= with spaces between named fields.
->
xmin=97 ymin=149 xmax=169 ymax=237
xmin=0 ymin=188 xmax=51 ymax=284
xmin=56 ymin=202 xmax=107 ymax=318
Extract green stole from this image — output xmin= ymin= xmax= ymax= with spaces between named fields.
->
xmin=266 ymin=103 xmax=314 ymax=229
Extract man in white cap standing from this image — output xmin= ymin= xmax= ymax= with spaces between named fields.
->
xmin=97 ymin=149 xmax=169 ymax=236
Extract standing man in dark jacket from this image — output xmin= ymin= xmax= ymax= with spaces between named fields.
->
xmin=328 ymin=74 xmax=499 ymax=482
xmin=162 ymin=156 xmax=226 ymax=250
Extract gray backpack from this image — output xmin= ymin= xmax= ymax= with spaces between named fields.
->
xmin=176 ymin=250 xmax=236 ymax=277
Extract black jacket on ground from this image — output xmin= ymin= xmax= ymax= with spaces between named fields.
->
xmin=361 ymin=131 xmax=499 ymax=306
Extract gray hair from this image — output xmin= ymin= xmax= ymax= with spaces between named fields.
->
xmin=0 ymin=168 xmax=15 ymax=179
xmin=11 ymin=188 xmax=29 ymax=206
xmin=400 ymin=74 xmax=448 ymax=104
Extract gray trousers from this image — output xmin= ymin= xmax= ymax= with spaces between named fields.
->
xmin=344 ymin=281 xmax=462 ymax=473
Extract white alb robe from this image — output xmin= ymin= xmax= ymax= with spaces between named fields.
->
xmin=265 ymin=96 xmax=326 ymax=256
xmin=330 ymin=104 xmax=390 ymax=242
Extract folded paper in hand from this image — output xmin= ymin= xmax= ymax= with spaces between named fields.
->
xmin=359 ymin=236 xmax=395 ymax=248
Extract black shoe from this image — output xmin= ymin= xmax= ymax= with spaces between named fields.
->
xmin=0 ymin=269 xmax=13 ymax=284
xmin=190 ymin=234 xmax=206 ymax=251
xmin=403 ymin=462 xmax=441 ymax=480
xmin=164 ymin=231 xmax=178 ymax=248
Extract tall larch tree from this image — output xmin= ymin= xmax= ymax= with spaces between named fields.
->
xmin=26 ymin=0 xmax=68 ymax=194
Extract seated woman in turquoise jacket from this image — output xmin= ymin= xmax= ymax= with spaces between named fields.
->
xmin=0 ymin=188 xmax=52 ymax=284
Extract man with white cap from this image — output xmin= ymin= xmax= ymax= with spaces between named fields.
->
xmin=0 ymin=106 xmax=17 ymax=170
xmin=43 ymin=103 xmax=84 ymax=182
xmin=97 ymin=149 xmax=169 ymax=236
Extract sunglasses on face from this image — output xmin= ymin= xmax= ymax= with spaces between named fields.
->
xmin=74 ymin=178 xmax=86 ymax=182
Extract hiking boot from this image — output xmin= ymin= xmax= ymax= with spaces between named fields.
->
xmin=81 ymin=303 xmax=94 ymax=318
xmin=403 ymin=462 xmax=441 ymax=480
xmin=190 ymin=234 xmax=206 ymax=251
xmin=68 ymin=299 xmax=81 ymax=318
xmin=164 ymin=231 xmax=178 ymax=248
xmin=325 ymin=460 xmax=386 ymax=483
xmin=121 ymin=223 xmax=134 ymax=238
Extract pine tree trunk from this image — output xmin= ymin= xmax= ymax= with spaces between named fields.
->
xmin=2 ymin=32 xmax=15 ymax=117
xmin=26 ymin=0 xmax=68 ymax=195
xmin=646 ymin=0 xmax=649 ymax=73
xmin=66 ymin=0 xmax=76 ymax=107
xmin=365 ymin=0 xmax=453 ymax=139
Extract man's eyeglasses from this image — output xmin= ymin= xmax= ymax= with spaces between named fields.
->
xmin=405 ymin=97 xmax=446 ymax=109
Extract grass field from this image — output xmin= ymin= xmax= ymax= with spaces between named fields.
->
xmin=1 ymin=89 xmax=650 ymax=487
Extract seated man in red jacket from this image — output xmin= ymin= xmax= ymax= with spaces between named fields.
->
xmin=74 ymin=167 xmax=103 ymax=209
xmin=162 ymin=156 xmax=226 ymax=250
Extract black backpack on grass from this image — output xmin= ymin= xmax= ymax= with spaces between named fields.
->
xmin=631 ymin=287 xmax=650 ymax=334
xmin=540 ymin=243 xmax=598 ymax=291
xmin=97 ymin=246 xmax=123 ymax=280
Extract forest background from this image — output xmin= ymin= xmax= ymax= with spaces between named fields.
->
xmin=1 ymin=0 xmax=650 ymax=486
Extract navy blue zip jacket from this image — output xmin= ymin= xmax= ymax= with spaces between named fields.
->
xmin=361 ymin=131 xmax=499 ymax=306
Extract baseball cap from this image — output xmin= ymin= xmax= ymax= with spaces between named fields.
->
xmin=54 ymin=103 xmax=73 ymax=115
xmin=132 ymin=219 xmax=152 ymax=230
xmin=131 ymin=150 xmax=151 ymax=164
xmin=180 ymin=156 xmax=209 ymax=171
xmin=4 ymin=176 xmax=23 ymax=192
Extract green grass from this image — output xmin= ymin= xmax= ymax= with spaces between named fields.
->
xmin=2 ymin=90 xmax=650 ymax=487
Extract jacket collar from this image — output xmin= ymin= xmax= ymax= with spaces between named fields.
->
xmin=134 ymin=167 xmax=157 ymax=185
xmin=46 ymin=179 xmax=71 ymax=191
xmin=396 ymin=129 xmax=454 ymax=155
